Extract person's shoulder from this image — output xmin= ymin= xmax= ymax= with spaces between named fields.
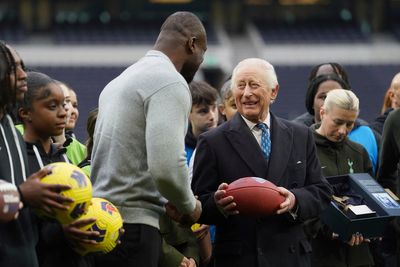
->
xmin=142 ymin=51 xmax=184 ymax=79
xmin=345 ymin=138 xmax=368 ymax=154
xmin=68 ymin=138 xmax=86 ymax=150
xmin=123 ymin=51 xmax=186 ymax=87
xmin=199 ymin=120 xmax=231 ymax=140
xmin=355 ymin=117 xmax=369 ymax=126
xmin=292 ymin=112 xmax=314 ymax=126
xmin=350 ymin=125 xmax=376 ymax=141
xmin=278 ymin=116 xmax=311 ymax=133
xmin=386 ymin=108 xmax=400 ymax=125
xmin=66 ymin=138 xmax=86 ymax=165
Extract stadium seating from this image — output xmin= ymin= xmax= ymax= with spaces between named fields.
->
xmin=253 ymin=20 xmax=370 ymax=44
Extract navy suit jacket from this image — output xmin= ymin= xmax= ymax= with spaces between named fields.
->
xmin=192 ymin=112 xmax=332 ymax=267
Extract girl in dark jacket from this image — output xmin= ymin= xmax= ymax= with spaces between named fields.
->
xmin=18 ymin=71 xmax=98 ymax=267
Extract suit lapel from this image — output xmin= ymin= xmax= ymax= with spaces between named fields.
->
xmin=224 ymin=113 xmax=267 ymax=178
xmin=267 ymin=114 xmax=292 ymax=185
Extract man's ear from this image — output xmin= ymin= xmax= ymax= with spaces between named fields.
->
xmin=320 ymin=107 xmax=325 ymax=120
xmin=187 ymin=37 xmax=197 ymax=54
xmin=271 ymin=84 xmax=279 ymax=100
xmin=18 ymin=107 xmax=31 ymax=122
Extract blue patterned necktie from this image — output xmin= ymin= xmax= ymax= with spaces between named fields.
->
xmin=257 ymin=123 xmax=271 ymax=159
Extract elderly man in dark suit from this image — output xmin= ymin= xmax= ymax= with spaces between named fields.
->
xmin=191 ymin=58 xmax=332 ymax=267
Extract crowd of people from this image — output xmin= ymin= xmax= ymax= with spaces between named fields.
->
xmin=1 ymin=10 xmax=400 ymax=267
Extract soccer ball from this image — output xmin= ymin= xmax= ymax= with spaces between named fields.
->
xmin=37 ymin=162 xmax=92 ymax=224
xmin=73 ymin=197 xmax=123 ymax=255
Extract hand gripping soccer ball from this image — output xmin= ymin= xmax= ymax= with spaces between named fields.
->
xmin=38 ymin=162 xmax=92 ymax=224
xmin=73 ymin=197 xmax=123 ymax=255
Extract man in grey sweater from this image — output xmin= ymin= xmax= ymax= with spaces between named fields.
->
xmin=91 ymin=12 xmax=207 ymax=267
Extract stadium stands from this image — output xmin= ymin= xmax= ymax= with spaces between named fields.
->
xmin=54 ymin=21 xmax=219 ymax=45
xmin=0 ymin=24 xmax=27 ymax=43
xmin=253 ymin=20 xmax=370 ymax=44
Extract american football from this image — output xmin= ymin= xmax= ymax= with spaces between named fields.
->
xmin=226 ymin=177 xmax=285 ymax=217
xmin=0 ymin=180 xmax=20 ymax=223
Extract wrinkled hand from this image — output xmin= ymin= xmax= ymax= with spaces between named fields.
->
xmin=214 ymin=183 xmax=239 ymax=216
xmin=165 ymin=199 xmax=202 ymax=226
xmin=180 ymin=257 xmax=197 ymax=267
xmin=19 ymin=167 xmax=73 ymax=213
xmin=63 ymin=217 xmax=99 ymax=247
xmin=276 ymin=187 xmax=296 ymax=214
xmin=193 ymin=224 xmax=210 ymax=240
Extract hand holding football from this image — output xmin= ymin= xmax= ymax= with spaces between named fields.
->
xmin=225 ymin=177 xmax=285 ymax=217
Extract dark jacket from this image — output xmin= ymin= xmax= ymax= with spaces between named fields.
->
xmin=312 ymin=126 xmax=373 ymax=177
xmin=185 ymin=123 xmax=197 ymax=165
xmin=25 ymin=141 xmax=68 ymax=176
xmin=309 ymin=126 xmax=374 ymax=267
xmin=24 ymin=141 xmax=93 ymax=267
xmin=192 ymin=112 xmax=332 ymax=267
xmin=292 ymin=112 xmax=314 ymax=127
xmin=293 ymin=113 xmax=380 ymax=174
xmin=0 ymin=114 xmax=39 ymax=267
xmin=378 ymin=108 xmax=400 ymax=195
xmin=371 ymin=108 xmax=393 ymax=136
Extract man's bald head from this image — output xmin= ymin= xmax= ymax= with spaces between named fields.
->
xmin=156 ymin=11 xmax=206 ymax=48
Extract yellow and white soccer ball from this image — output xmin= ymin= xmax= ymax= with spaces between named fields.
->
xmin=74 ymin=197 xmax=123 ymax=255
xmin=37 ymin=162 xmax=92 ymax=224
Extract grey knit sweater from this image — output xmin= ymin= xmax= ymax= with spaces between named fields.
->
xmin=91 ymin=50 xmax=196 ymax=229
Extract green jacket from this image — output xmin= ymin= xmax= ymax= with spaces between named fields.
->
xmin=313 ymin=129 xmax=373 ymax=177
xmin=159 ymin=214 xmax=199 ymax=267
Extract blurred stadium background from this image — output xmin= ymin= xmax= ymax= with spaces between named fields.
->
xmin=1 ymin=0 xmax=399 ymax=141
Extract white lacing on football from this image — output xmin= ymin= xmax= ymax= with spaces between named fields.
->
xmin=0 ymin=183 xmax=17 ymax=192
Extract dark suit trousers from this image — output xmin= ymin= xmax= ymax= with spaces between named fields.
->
xmin=94 ymin=223 xmax=161 ymax=267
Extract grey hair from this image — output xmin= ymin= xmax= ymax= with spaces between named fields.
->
xmin=323 ymin=89 xmax=359 ymax=114
xmin=231 ymin=58 xmax=278 ymax=90
xmin=219 ymin=78 xmax=232 ymax=103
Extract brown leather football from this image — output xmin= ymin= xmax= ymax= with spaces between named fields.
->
xmin=0 ymin=180 xmax=21 ymax=223
xmin=226 ymin=177 xmax=285 ymax=217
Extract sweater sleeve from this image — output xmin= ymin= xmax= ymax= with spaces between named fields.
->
xmin=145 ymin=82 xmax=196 ymax=215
